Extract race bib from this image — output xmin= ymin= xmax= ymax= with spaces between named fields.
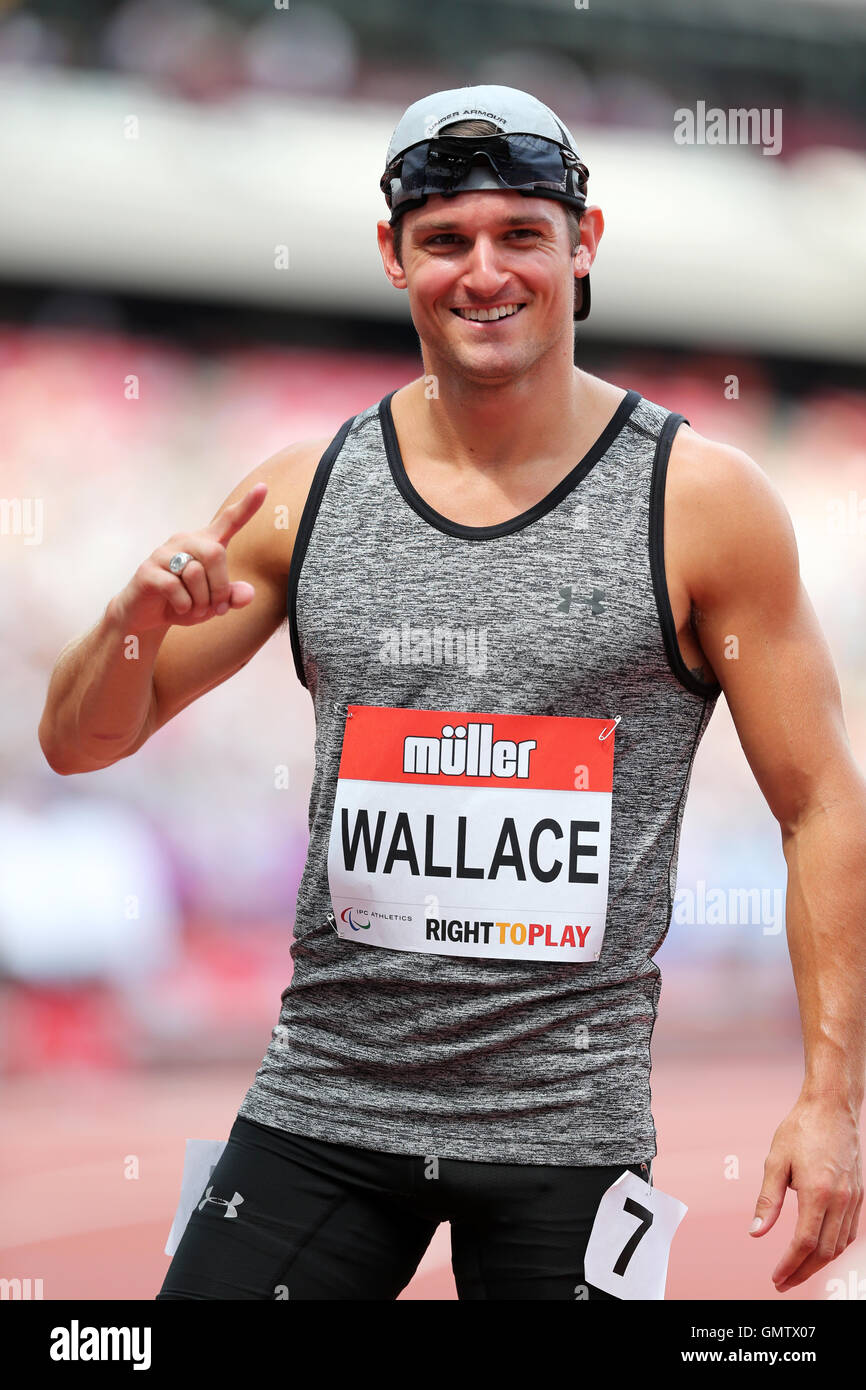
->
xmin=583 ymin=1170 xmax=688 ymax=1300
xmin=326 ymin=704 xmax=615 ymax=963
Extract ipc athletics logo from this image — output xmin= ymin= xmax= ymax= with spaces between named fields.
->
xmin=341 ymin=907 xmax=371 ymax=931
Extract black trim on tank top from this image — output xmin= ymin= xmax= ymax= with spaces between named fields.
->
xmin=287 ymin=413 xmax=358 ymax=688
xmin=379 ymin=387 xmax=643 ymax=540
xmin=648 ymin=411 xmax=723 ymax=700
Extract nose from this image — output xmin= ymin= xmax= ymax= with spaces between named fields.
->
xmin=460 ymin=233 xmax=511 ymax=299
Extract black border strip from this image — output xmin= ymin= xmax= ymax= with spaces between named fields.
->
xmin=379 ymin=387 xmax=642 ymax=540
xmin=648 ymin=411 xmax=722 ymax=699
xmin=287 ymin=414 xmax=358 ymax=688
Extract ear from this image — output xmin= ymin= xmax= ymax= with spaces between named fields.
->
xmin=573 ymin=205 xmax=604 ymax=278
xmin=377 ymin=219 xmax=408 ymax=290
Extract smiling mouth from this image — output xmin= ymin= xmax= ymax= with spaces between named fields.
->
xmin=451 ymin=303 xmax=527 ymax=323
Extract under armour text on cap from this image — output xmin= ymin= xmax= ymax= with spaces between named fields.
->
xmin=381 ymin=84 xmax=592 ymax=321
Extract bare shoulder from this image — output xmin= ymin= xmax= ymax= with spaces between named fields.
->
xmin=666 ymin=421 xmax=799 ymax=608
xmin=667 ymin=421 xmax=774 ymax=503
xmin=263 ymin=434 xmax=334 ymax=561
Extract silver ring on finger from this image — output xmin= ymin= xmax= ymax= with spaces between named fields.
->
xmin=168 ymin=551 xmax=195 ymax=575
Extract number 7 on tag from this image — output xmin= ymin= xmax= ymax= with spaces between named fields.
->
xmin=583 ymin=1170 xmax=687 ymax=1299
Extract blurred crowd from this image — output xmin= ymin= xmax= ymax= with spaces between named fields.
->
xmin=1 ymin=0 xmax=864 ymax=156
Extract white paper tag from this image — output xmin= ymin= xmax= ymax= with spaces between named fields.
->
xmin=583 ymin=1169 xmax=687 ymax=1300
xmin=164 ymin=1138 xmax=227 ymax=1257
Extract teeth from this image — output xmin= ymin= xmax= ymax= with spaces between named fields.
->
xmin=455 ymin=303 xmax=523 ymax=321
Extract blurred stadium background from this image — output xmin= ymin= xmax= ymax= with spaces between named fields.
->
xmin=1 ymin=0 xmax=865 ymax=1301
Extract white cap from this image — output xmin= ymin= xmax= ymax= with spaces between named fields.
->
xmin=381 ymin=84 xmax=591 ymax=320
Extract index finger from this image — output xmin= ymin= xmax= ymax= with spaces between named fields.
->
xmin=207 ymin=481 xmax=268 ymax=547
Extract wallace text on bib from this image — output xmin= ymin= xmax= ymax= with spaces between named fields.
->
xmin=326 ymin=705 xmax=615 ymax=963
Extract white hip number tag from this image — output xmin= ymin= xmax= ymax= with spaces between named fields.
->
xmin=164 ymin=1138 xmax=228 ymax=1256
xmin=583 ymin=1169 xmax=688 ymax=1300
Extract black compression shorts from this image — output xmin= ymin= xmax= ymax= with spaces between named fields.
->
xmin=156 ymin=1114 xmax=652 ymax=1301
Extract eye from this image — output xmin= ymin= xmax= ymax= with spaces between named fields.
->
xmin=425 ymin=228 xmax=542 ymax=247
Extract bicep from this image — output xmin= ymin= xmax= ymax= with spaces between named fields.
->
xmin=687 ymin=443 xmax=857 ymax=835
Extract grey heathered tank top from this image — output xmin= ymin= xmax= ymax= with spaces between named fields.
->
xmin=238 ymin=386 xmax=722 ymax=1166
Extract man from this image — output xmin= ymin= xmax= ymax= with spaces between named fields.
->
xmin=39 ymin=85 xmax=865 ymax=1301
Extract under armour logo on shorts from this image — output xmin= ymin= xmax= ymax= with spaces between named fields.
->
xmin=198 ymin=1186 xmax=244 ymax=1219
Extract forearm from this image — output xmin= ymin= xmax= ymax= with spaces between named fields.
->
xmin=782 ymin=787 xmax=866 ymax=1111
xmin=38 ymin=598 xmax=166 ymax=774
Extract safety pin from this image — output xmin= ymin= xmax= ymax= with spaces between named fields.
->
xmin=332 ymin=702 xmax=354 ymax=717
xmin=598 ymin=715 xmax=621 ymax=742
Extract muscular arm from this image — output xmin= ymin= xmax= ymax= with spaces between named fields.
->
xmin=674 ymin=427 xmax=866 ymax=1289
xmin=39 ymin=438 xmax=327 ymax=773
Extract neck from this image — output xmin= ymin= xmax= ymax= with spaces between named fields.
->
xmin=408 ymin=338 xmax=589 ymax=472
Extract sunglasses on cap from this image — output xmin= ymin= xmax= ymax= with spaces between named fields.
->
xmin=380 ymin=133 xmax=589 ymax=211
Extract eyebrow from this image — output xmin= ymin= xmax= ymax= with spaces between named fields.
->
xmin=411 ymin=211 xmax=558 ymax=236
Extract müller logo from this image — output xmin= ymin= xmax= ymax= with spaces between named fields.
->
xmin=403 ymin=722 xmax=537 ymax=779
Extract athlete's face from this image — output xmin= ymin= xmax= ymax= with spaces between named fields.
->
xmin=377 ymin=191 xmax=599 ymax=382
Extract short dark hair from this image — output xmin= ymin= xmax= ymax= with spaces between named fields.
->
xmin=389 ymin=118 xmax=586 ymax=316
